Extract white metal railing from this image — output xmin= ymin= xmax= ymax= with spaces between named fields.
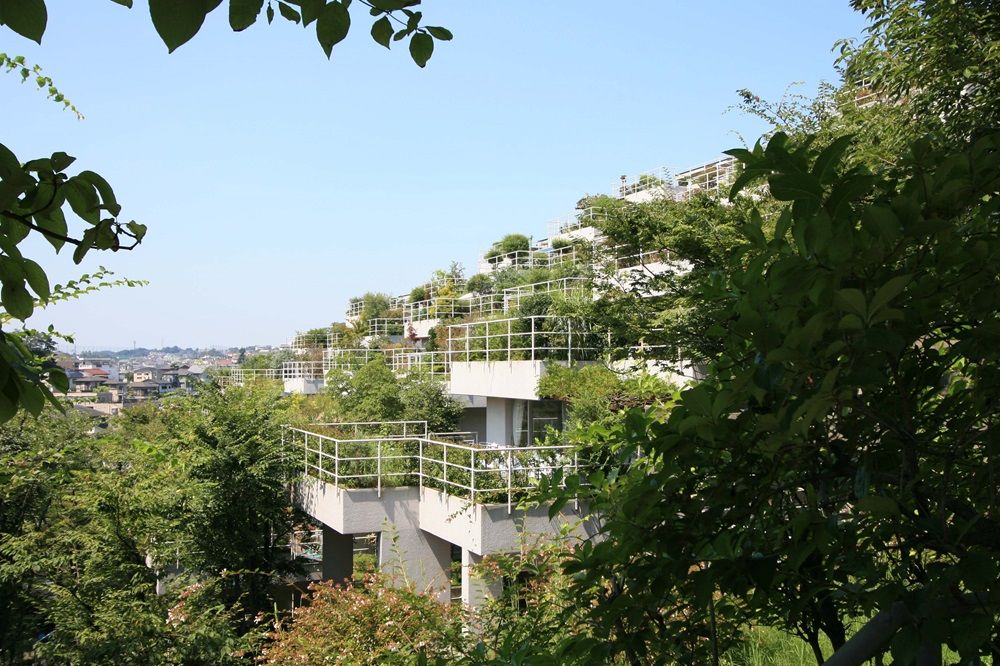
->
xmin=447 ymin=315 xmax=602 ymax=364
xmin=367 ymin=318 xmax=405 ymax=337
xmin=402 ymin=297 xmax=471 ymax=322
xmin=547 ymin=206 xmax=607 ymax=238
xmin=282 ymin=361 xmax=326 ymax=380
xmin=479 ymin=249 xmax=537 ymax=274
xmin=346 ymin=300 xmax=364 ymax=319
xmin=323 ymin=347 xmax=381 ymax=372
xmin=502 ymin=277 xmax=592 ymax=311
xmin=427 ymin=275 xmax=467 ymax=297
xmin=606 ymin=247 xmax=674 ymax=271
xmin=429 ymin=430 xmax=479 ymax=444
xmin=310 ymin=420 xmax=429 ymax=438
xmin=467 ymin=292 xmax=506 ymax=318
xmin=385 ymin=349 xmax=451 ymax=376
xmin=615 ymin=158 xmax=737 ymax=201
xmin=224 ymin=367 xmax=282 ymax=386
xmin=291 ymin=330 xmax=338 ymax=349
xmin=288 ymin=423 xmax=580 ymax=513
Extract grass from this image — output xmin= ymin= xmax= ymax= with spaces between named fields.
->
xmin=723 ymin=626 xmax=974 ymax=665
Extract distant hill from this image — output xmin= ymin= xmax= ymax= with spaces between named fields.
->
xmin=80 ymin=347 xmax=230 ymax=359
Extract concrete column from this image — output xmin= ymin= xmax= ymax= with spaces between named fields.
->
xmin=321 ymin=525 xmax=353 ymax=584
xmin=461 ymin=548 xmax=502 ymax=611
xmin=485 ymin=397 xmax=513 ymax=445
xmin=379 ymin=527 xmax=452 ymax=604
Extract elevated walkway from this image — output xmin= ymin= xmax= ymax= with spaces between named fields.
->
xmin=286 ymin=421 xmax=593 ymax=608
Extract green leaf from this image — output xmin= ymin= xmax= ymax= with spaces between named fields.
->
xmin=768 ymin=172 xmax=823 ymax=202
xmin=33 ymin=208 xmax=67 ymax=251
xmin=266 ymin=3 xmax=274 ymax=23
xmin=48 ymin=366 xmax=69 ymax=393
xmin=834 ymin=288 xmax=866 ymax=318
xmin=109 ymin=0 xmax=134 ymax=6
xmin=409 ymin=31 xmax=433 ymax=67
xmin=0 ymin=0 xmax=48 ymax=44
xmin=316 ymin=1 xmax=351 ymax=58
xmin=149 ymin=0 xmax=211 ymax=53
xmin=126 ymin=221 xmax=148 ymax=242
xmin=278 ymin=1 xmax=300 ymax=23
xmin=63 ymin=177 xmax=100 ymax=224
xmin=0 ymin=169 xmax=34 ymax=211
xmin=77 ymin=170 xmax=121 ymax=217
xmin=18 ymin=380 xmax=43 ymax=415
xmin=854 ymin=495 xmax=900 ymax=517
xmin=810 ymin=134 xmax=853 ymax=184
xmin=369 ymin=0 xmax=418 ymax=10
xmin=49 ymin=151 xmax=75 ymax=172
xmin=21 ymin=259 xmax=48 ymax=300
xmin=230 ymin=0 xmax=265 ymax=30
xmin=1 ymin=284 xmax=34 ymax=320
xmin=869 ymin=274 xmax=911 ymax=316
xmin=296 ymin=0 xmax=324 ymax=26
xmin=426 ymin=26 xmax=452 ymax=41
xmin=370 ymin=15 xmax=392 ymax=48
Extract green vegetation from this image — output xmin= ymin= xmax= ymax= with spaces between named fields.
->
xmin=0 ymin=385 xmax=300 ymax=664
xmin=483 ymin=233 xmax=531 ymax=261
xmin=324 ymin=357 xmax=462 ymax=432
xmin=539 ymin=364 xmax=675 ymax=432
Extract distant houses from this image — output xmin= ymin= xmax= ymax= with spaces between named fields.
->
xmin=58 ymin=355 xmax=215 ymax=414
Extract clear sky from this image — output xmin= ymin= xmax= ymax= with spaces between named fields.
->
xmin=5 ymin=1 xmax=868 ymax=351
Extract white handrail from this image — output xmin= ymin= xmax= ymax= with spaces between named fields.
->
xmin=287 ymin=424 xmax=581 ymax=513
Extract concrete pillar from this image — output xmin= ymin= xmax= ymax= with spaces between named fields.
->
xmin=485 ymin=397 xmax=513 ymax=445
xmin=321 ymin=525 xmax=353 ymax=584
xmin=461 ymin=548 xmax=502 ymax=611
xmin=379 ymin=527 xmax=452 ymax=604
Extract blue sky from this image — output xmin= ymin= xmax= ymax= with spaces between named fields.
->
xmin=5 ymin=1 xmax=868 ymax=350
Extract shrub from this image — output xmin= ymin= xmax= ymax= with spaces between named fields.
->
xmin=261 ymin=575 xmax=464 ymax=665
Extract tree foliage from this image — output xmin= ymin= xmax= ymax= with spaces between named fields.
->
xmin=0 ymin=0 xmax=452 ymax=66
xmin=0 ymin=385 xmax=299 ymax=663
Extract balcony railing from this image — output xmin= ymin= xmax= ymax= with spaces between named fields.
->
xmin=287 ymin=422 xmax=580 ymax=512
xmin=291 ymin=330 xmax=338 ymax=349
xmin=467 ymin=292 xmax=506 ymax=318
xmin=447 ymin=315 xmax=602 ymax=364
xmin=224 ymin=368 xmax=282 ymax=386
xmin=616 ymin=158 xmax=737 ymax=201
xmin=385 ymin=349 xmax=451 ymax=377
xmin=402 ymin=297 xmax=471 ymax=322
xmin=323 ymin=347 xmax=382 ymax=372
xmin=367 ymin=318 xmax=405 ymax=337
xmin=346 ymin=300 xmax=364 ymax=319
xmin=282 ymin=361 xmax=326 ymax=380
xmin=502 ymin=277 xmax=592 ymax=311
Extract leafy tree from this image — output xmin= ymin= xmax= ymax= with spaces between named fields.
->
xmin=400 ymin=371 xmax=463 ymax=433
xmin=336 ymin=356 xmax=404 ymax=422
xmin=1 ymin=384 xmax=298 ymax=663
xmin=538 ymin=364 xmax=674 ymax=433
xmin=838 ymin=0 xmax=1000 ymax=147
xmin=484 ymin=233 xmax=531 ymax=260
xmin=550 ymin=129 xmax=1000 ymax=664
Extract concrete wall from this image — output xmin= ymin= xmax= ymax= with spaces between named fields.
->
xmin=418 ymin=487 xmax=592 ymax=556
xmin=485 ymin=397 xmax=513 ymax=445
xmin=284 ymin=378 xmax=324 ymax=395
xmin=295 ymin=479 xmax=450 ymax=602
xmin=450 ymin=361 xmax=545 ymax=401
xmin=458 ymin=407 xmax=486 ymax=442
